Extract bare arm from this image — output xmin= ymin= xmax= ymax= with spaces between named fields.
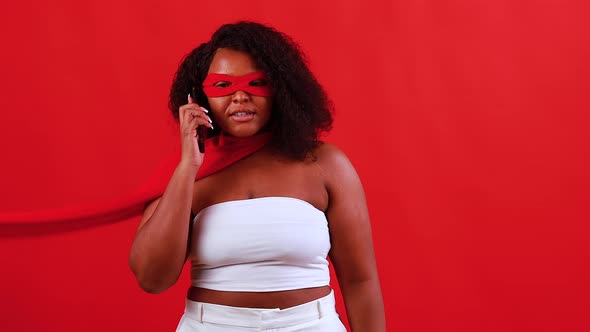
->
xmin=318 ymin=143 xmax=386 ymax=331
xmin=128 ymin=161 xmax=197 ymax=293
xmin=128 ymin=95 xmax=212 ymax=293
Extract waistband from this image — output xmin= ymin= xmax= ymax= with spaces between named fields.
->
xmin=183 ymin=290 xmax=337 ymax=329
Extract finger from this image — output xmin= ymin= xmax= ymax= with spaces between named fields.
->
xmin=188 ymin=93 xmax=194 ymax=104
xmin=188 ymin=114 xmax=214 ymax=130
xmin=184 ymin=108 xmax=212 ymax=124
xmin=179 ymin=104 xmax=202 ymax=115
xmin=181 ymin=103 xmax=208 ymax=113
xmin=180 ymin=106 xmax=202 ymax=126
xmin=185 ymin=118 xmax=214 ymax=136
xmin=195 ymin=111 xmax=213 ymax=124
xmin=193 ymin=116 xmax=214 ymax=130
xmin=179 ymin=106 xmax=190 ymax=126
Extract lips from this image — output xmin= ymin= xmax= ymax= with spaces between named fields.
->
xmin=229 ymin=108 xmax=255 ymax=115
xmin=229 ymin=109 xmax=256 ymax=122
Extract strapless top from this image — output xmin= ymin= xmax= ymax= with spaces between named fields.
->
xmin=190 ymin=197 xmax=331 ymax=291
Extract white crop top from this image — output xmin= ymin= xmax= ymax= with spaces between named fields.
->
xmin=189 ymin=196 xmax=331 ymax=291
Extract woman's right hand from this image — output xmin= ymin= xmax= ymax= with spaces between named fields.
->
xmin=178 ymin=94 xmax=214 ymax=169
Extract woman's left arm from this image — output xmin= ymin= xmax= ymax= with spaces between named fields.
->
xmin=318 ymin=143 xmax=386 ymax=332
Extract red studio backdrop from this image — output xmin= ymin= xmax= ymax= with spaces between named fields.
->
xmin=1 ymin=1 xmax=589 ymax=331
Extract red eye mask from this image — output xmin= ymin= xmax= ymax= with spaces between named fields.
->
xmin=202 ymin=72 xmax=272 ymax=97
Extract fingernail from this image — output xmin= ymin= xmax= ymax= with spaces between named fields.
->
xmin=200 ymin=107 xmax=208 ymax=113
xmin=207 ymin=116 xmax=212 ymax=123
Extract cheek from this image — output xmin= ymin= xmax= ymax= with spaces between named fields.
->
xmin=207 ymin=97 xmax=231 ymax=116
xmin=253 ymin=97 xmax=272 ymax=116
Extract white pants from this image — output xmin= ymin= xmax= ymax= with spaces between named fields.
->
xmin=175 ymin=290 xmax=347 ymax=331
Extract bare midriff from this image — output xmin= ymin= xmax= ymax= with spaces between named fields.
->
xmin=187 ymin=285 xmax=332 ymax=309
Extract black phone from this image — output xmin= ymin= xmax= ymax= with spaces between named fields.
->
xmin=191 ymin=87 xmax=206 ymax=153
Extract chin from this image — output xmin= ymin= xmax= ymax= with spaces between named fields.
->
xmin=221 ymin=120 xmax=269 ymax=137
xmin=224 ymin=126 xmax=262 ymax=137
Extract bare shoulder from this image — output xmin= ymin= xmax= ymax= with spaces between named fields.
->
xmin=314 ymin=141 xmax=352 ymax=167
xmin=313 ymin=141 xmax=359 ymax=184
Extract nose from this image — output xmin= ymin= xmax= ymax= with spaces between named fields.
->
xmin=232 ymin=90 xmax=250 ymax=104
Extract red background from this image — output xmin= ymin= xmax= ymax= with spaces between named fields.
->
xmin=1 ymin=0 xmax=589 ymax=331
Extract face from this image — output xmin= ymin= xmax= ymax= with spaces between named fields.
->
xmin=205 ymin=48 xmax=272 ymax=137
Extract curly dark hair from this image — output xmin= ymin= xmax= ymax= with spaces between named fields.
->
xmin=169 ymin=21 xmax=333 ymax=160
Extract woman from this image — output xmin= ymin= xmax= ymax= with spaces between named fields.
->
xmin=129 ymin=21 xmax=385 ymax=331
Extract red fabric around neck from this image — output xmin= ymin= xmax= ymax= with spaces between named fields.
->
xmin=195 ymin=132 xmax=272 ymax=180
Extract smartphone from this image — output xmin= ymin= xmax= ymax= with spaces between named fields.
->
xmin=191 ymin=87 xmax=206 ymax=153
